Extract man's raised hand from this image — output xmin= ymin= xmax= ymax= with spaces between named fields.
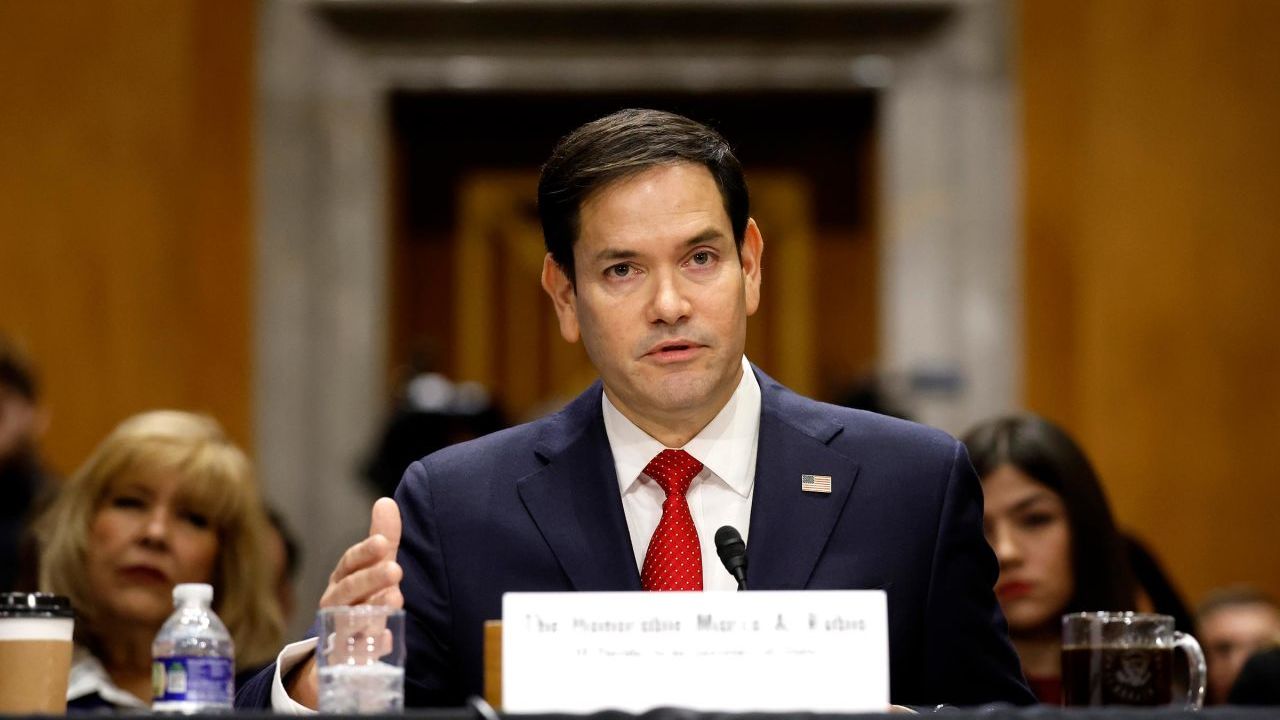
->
xmin=288 ymin=497 xmax=403 ymax=709
xmin=319 ymin=497 xmax=404 ymax=609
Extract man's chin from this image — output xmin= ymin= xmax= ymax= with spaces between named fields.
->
xmin=608 ymin=360 xmax=738 ymax=418
xmin=647 ymin=374 xmax=730 ymax=415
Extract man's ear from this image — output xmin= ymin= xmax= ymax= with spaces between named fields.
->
xmin=740 ymin=218 xmax=764 ymax=316
xmin=540 ymin=253 xmax=581 ymax=343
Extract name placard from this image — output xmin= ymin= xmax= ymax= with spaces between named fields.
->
xmin=502 ymin=590 xmax=887 ymax=713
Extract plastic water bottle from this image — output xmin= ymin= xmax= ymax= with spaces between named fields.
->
xmin=151 ymin=583 xmax=235 ymax=713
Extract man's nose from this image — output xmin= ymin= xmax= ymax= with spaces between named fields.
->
xmin=646 ymin=270 xmax=692 ymax=325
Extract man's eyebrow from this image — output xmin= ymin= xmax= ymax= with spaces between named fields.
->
xmin=593 ymin=247 xmax=638 ymax=263
xmin=681 ymin=228 xmax=728 ymax=248
xmin=591 ymin=228 xmax=729 ymax=264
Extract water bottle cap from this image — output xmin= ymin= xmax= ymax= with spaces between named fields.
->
xmin=172 ymin=583 xmax=214 ymax=606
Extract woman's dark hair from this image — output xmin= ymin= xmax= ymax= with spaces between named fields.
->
xmin=537 ymin=108 xmax=749 ymax=285
xmin=962 ymin=414 xmax=1136 ymax=616
xmin=1125 ymin=532 xmax=1193 ymax=632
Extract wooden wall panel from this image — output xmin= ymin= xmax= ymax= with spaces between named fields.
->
xmin=0 ymin=1 xmax=255 ymax=473
xmin=1021 ymin=0 xmax=1280 ymax=605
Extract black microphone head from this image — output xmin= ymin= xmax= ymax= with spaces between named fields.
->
xmin=714 ymin=525 xmax=742 ymax=550
xmin=714 ymin=525 xmax=747 ymax=569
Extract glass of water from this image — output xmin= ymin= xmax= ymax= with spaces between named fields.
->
xmin=316 ymin=606 xmax=406 ymax=713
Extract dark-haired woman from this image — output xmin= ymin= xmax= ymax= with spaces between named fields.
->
xmin=962 ymin=415 xmax=1136 ymax=704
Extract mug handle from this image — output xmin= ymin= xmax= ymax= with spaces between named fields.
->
xmin=1174 ymin=631 xmax=1206 ymax=710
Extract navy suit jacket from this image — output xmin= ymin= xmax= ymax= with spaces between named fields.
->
xmin=239 ymin=367 xmax=1033 ymax=709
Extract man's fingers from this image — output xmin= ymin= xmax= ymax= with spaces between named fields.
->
xmin=316 ymin=499 xmax=404 ymax=617
xmin=320 ymin=561 xmax=403 ymax=608
xmin=368 ymin=586 xmax=405 ymax=610
xmin=328 ymin=499 xmax=401 ymax=585
xmin=369 ymin=497 xmax=402 ymax=551
xmin=329 ymin=534 xmax=392 ymax=584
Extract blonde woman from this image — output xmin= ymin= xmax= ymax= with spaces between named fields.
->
xmin=39 ymin=411 xmax=283 ymax=710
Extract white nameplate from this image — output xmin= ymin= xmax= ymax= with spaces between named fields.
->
xmin=502 ymin=590 xmax=887 ymax=713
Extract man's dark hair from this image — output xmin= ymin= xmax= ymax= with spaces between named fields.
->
xmin=537 ymin=108 xmax=749 ymax=284
xmin=1196 ymin=585 xmax=1280 ymax=623
xmin=963 ymin=414 xmax=1138 ymax=616
xmin=0 ymin=334 xmax=38 ymax=401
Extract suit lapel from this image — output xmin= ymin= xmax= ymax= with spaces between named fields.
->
xmin=516 ymin=383 xmax=642 ymax=591
xmin=746 ymin=368 xmax=860 ymax=589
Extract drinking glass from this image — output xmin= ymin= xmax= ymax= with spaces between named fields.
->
xmin=316 ymin=606 xmax=406 ymax=713
xmin=1061 ymin=611 xmax=1205 ymax=709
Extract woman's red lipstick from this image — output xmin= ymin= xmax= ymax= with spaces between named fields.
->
xmin=119 ymin=566 xmax=169 ymax=584
xmin=996 ymin=581 xmax=1032 ymax=600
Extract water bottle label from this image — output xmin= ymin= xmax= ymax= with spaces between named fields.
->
xmin=152 ymin=656 xmax=234 ymax=704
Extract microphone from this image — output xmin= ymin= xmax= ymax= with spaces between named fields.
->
xmin=714 ymin=525 xmax=748 ymax=591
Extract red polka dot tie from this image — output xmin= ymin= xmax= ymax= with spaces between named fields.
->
xmin=640 ymin=449 xmax=705 ymax=591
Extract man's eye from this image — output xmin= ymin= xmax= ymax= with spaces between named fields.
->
xmin=607 ymin=264 xmax=632 ymax=278
xmin=691 ymin=251 xmax=713 ymax=265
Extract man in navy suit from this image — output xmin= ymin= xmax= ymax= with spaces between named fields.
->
xmin=242 ymin=109 xmax=1033 ymax=710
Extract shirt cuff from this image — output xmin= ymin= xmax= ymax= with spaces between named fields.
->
xmin=270 ymin=638 xmax=320 ymax=714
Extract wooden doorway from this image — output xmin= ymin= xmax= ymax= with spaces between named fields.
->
xmin=389 ymin=92 xmax=878 ymax=422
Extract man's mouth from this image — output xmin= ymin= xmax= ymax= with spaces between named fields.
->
xmin=645 ymin=340 xmax=704 ymax=362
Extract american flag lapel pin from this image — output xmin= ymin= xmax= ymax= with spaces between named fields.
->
xmin=801 ymin=474 xmax=832 ymax=494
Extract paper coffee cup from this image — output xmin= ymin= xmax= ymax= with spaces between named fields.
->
xmin=0 ymin=593 xmax=75 ymax=714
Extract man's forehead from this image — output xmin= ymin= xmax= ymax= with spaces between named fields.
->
xmin=1202 ymin=603 xmax=1280 ymax=629
xmin=1211 ymin=603 xmax=1280 ymax=620
xmin=581 ymin=161 xmax=721 ymax=208
xmin=576 ymin=164 xmax=729 ymax=240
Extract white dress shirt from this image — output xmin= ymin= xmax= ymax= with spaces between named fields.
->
xmin=604 ymin=355 xmax=760 ymax=592
xmin=270 ymin=356 xmax=762 ymax=710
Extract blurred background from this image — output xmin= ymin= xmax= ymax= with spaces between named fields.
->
xmin=1 ymin=0 xmax=1277 ymax=637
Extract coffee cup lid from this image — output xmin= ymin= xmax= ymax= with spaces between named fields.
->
xmin=0 ymin=593 xmax=74 ymax=619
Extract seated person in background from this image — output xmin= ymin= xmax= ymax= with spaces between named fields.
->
xmin=361 ymin=372 xmax=505 ymax=501
xmin=37 ymin=411 xmax=284 ymax=710
xmin=0 ymin=333 xmax=54 ymax=592
xmin=1195 ymin=585 xmax=1280 ymax=704
xmin=1228 ymin=644 xmax=1280 ymax=705
xmin=234 ymin=507 xmax=303 ymax=691
xmin=265 ymin=507 xmax=301 ymax=631
xmin=963 ymin=415 xmax=1137 ymax=704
